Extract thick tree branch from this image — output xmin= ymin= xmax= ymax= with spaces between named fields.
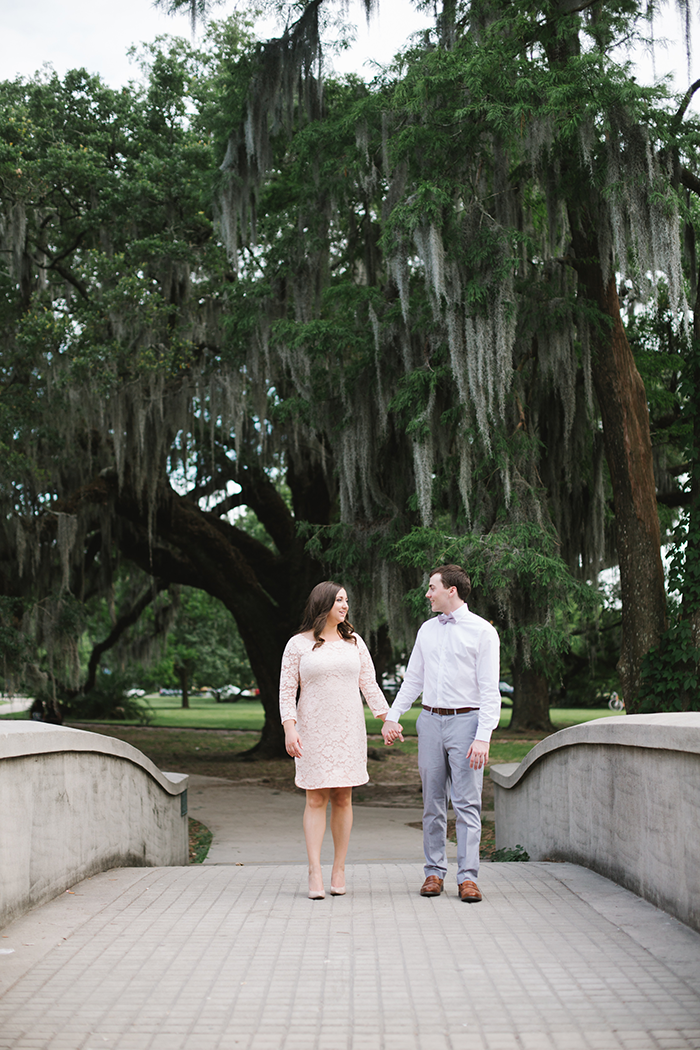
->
xmin=48 ymin=261 xmax=90 ymax=301
xmin=58 ymin=472 xmax=285 ymax=611
xmin=208 ymin=491 xmax=246 ymax=517
xmin=83 ymin=580 xmax=168 ymax=692
xmin=674 ymin=78 xmax=700 ymax=127
xmin=235 ymin=465 xmax=297 ymax=554
xmin=555 ymin=0 xmax=599 ymax=13
xmin=657 ymin=488 xmax=692 ymax=507
xmin=681 ymin=167 xmax=700 ymax=199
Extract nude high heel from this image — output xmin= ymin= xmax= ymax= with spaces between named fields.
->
xmin=330 ymin=871 xmax=346 ymax=896
xmin=308 ymin=871 xmax=325 ymax=899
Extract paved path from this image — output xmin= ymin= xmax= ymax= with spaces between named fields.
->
xmin=186 ymin=775 xmax=454 ymax=867
xmin=1 ymin=779 xmax=699 ymax=1050
xmin=0 ymin=698 xmax=32 ymax=716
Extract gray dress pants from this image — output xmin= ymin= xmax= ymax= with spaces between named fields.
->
xmin=417 ymin=708 xmax=483 ymax=883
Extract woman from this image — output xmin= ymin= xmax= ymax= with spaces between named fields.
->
xmin=279 ymin=581 xmax=389 ymax=899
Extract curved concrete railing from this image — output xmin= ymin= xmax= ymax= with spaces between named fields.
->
xmin=0 ymin=722 xmax=189 ymax=928
xmin=491 ymin=712 xmax=700 ymax=931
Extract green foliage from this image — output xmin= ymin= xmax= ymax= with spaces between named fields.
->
xmin=639 ymin=509 xmax=700 ymax=712
xmin=0 ymin=16 xmax=256 ymax=406
xmin=638 ymin=618 xmax=700 ymax=712
xmin=0 ymin=24 xmax=269 ymax=700
xmin=0 ymin=597 xmax=28 ymax=692
xmin=62 ymin=670 xmax=153 ymax=723
xmin=96 ymin=584 xmax=254 ymax=694
xmin=554 ymin=605 xmax=622 ymax=708
xmin=389 ymin=523 xmax=601 ymax=678
xmin=161 ymin=588 xmax=254 ymax=692
xmin=636 ymin=315 xmax=700 ymax=712
xmin=492 ymin=845 xmax=530 ymax=862
xmin=626 ymin=287 xmax=690 ymax=536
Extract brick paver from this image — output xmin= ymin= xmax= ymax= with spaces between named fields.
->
xmin=1 ymin=861 xmax=699 ymax=1050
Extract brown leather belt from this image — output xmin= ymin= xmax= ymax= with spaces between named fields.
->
xmin=422 ymin=705 xmax=477 ymax=716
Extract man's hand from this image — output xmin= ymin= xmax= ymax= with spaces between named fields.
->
xmin=382 ymin=719 xmax=404 ymax=746
xmin=466 ymin=739 xmax=489 ymax=770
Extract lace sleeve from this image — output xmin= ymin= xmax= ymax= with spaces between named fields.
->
xmin=356 ymin=635 xmax=390 ymax=717
xmin=279 ymin=637 xmax=301 ymax=724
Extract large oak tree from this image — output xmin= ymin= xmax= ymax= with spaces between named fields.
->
xmin=3 ymin=0 xmax=700 ymax=752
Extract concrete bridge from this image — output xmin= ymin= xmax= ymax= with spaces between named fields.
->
xmin=1 ymin=718 xmax=699 ymax=1049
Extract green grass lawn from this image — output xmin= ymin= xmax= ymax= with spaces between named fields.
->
xmin=376 ymin=704 xmax=622 ymax=736
xmin=0 ymin=693 xmax=619 ymax=780
xmin=7 ymin=691 xmax=623 ymax=733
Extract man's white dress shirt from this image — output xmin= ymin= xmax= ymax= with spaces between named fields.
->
xmin=387 ymin=603 xmax=501 ymax=742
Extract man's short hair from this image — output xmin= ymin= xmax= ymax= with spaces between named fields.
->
xmin=429 ymin=563 xmax=472 ymax=602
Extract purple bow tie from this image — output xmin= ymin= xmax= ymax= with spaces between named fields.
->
xmin=438 ymin=613 xmax=456 ymax=625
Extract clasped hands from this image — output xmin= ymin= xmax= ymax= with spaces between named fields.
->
xmin=381 ymin=720 xmax=404 ymax=746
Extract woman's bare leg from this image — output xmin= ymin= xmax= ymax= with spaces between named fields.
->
xmin=329 ymin=786 xmax=353 ymax=890
xmin=303 ymin=788 xmax=330 ymax=894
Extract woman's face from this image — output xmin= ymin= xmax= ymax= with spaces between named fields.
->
xmin=326 ymin=588 xmax=349 ymax=626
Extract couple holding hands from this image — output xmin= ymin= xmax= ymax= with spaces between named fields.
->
xmin=279 ymin=564 xmax=501 ymax=902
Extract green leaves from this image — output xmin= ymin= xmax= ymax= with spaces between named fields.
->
xmin=638 ymin=618 xmax=700 ymax=713
xmin=390 ymin=522 xmax=601 ymax=677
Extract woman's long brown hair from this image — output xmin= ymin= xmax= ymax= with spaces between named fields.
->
xmin=298 ymin=581 xmax=356 ymax=649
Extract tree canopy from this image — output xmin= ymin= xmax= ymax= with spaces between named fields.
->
xmin=2 ymin=0 xmax=700 ymax=751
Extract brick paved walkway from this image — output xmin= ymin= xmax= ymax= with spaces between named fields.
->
xmin=1 ymin=787 xmax=699 ymax=1050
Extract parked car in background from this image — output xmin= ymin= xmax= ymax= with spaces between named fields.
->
xmin=499 ymin=681 xmax=514 ymax=707
xmin=214 ymin=685 xmax=259 ymax=703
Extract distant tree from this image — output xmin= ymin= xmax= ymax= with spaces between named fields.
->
xmin=0 ymin=25 xmax=329 ymax=754
xmin=146 ymin=587 xmax=253 ymax=705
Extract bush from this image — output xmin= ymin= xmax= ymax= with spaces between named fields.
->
xmin=61 ymin=671 xmax=153 ymax=724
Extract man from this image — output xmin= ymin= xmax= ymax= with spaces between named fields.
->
xmin=382 ymin=564 xmax=501 ymax=901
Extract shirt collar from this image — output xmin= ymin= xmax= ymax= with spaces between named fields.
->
xmin=436 ymin=602 xmax=468 ymax=623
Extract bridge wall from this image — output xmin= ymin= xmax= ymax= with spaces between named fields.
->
xmin=491 ymin=713 xmax=700 ymax=931
xmin=0 ymin=722 xmax=188 ymax=928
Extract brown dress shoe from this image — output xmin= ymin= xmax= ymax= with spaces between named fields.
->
xmin=458 ymin=879 xmax=482 ymax=902
xmin=420 ymin=875 xmax=444 ymax=897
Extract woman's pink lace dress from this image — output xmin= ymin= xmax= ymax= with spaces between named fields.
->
xmin=279 ymin=633 xmax=389 ymax=789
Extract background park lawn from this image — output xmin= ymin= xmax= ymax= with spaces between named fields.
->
xmin=30 ymin=693 xmax=625 ymax=735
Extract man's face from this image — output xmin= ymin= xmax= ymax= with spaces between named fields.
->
xmin=426 ymin=574 xmax=454 ymax=614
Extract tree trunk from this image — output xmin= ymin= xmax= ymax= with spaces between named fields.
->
xmin=570 ymin=228 xmax=668 ymax=712
xmin=231 ymin=609 xmax=292 ymax=759
xmin=509 ymin=664 xmax=553 ymax=732
xmin=176 ymin=660 xmax=193 ymax=708
xmin=61 ymin=468 xmax=327 ymax=758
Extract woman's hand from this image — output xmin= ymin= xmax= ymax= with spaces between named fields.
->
xmin=283 ymin=719 xmax=302 ymax=758
xmin=382 ymin=719 xmax=404 ymax=745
